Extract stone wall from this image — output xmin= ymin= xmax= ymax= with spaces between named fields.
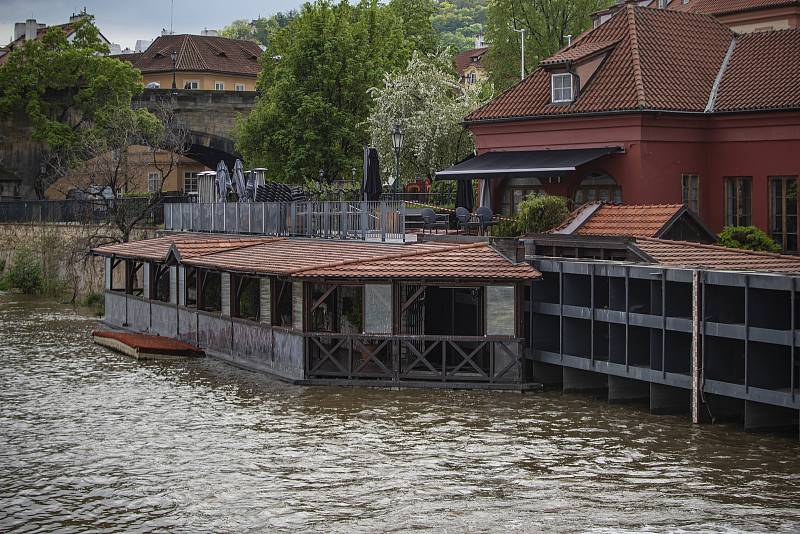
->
xmin=0 ymin=223 xmax=157 ymax=300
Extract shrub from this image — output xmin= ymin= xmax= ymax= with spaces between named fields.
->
xmin=492 ymin=218 xmax=520 ymax=237
xmin=718 ymin=226 xmax=781 ymax=253
xmin=81 ymin=291 xmax=105 ymax=316
xmin=7 ymin=248 xmax=43 ymax=294
xmin=515 ymin=194 xmax=570 ymax=234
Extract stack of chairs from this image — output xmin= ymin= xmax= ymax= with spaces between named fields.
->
xmin=253 ymin=182 xmax=308 ymax=203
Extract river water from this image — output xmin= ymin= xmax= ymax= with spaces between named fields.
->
xmin=1 ymin=295 xmax=799 ymax=533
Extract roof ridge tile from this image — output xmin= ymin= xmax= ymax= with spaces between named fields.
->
xmin=626 ymin=4 xmax=647 ymax=107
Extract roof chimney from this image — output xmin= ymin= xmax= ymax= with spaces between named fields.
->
xmin=25 ymin=19 xmax=37 ymax=41
xmin=14 ymin=22 xmax=26 ymax=41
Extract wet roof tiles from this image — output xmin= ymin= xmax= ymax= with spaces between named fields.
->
xmin=552 ymin=203 xmax=686 ymax=238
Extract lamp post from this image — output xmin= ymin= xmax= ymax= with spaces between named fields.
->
xmin=391 ymin=124 xmax=403 ymax=198
xmin=170 ymin=50 xmax=177 ymax=89
xmin=512 ymin=27 xmax=526 ymax=81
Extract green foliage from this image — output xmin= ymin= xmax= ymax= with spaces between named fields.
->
xmin=81 ymin=291 xmax=105 ymax=316
xmin=491 ymin=218 xmax=520 ymax=237
xmin=221 ymin=11 xmax=298 ymax=48
xmin=388 ymin=0 xmax=439 ymax=56
xmin=303 ymin=178 xmax=362 ymax=201
xmin=236 ymin=0 xmax=421 ymax=184
xmin=718 ymin=226 xmax=781 ymax=253
xmin=432 ymin=0 xmax=488 ymax=51
xmin=6 ymin=248 xmax=43 ymax=295
xmin=366 ymin=50 xmax=490 ymax=182
xmin=515 ymin=194 xmax=570 ymax=234
xmin=485 ymin=0 xmax=613 ymax=90
xmin=0 ymin=16 xmax=149 ymax=194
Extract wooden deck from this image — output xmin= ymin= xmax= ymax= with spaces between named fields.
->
xmin=92 ymin=331 xmax=204 ymax=360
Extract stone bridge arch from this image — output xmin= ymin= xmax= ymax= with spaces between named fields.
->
xmin=132 ymin=88 xmax=258 ymax=169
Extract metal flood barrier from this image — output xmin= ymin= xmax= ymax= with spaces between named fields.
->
xmin=164 ymin=201 xmax=407 ymax=242
xmin=527 ymin=257 xmax=800 ymax=429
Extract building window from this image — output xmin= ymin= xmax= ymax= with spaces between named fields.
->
xmin=681 ymin=174 xmax=699 ymax=214
xmin=235 ymin=83 xmax=245 ymax=91
xmin=468 ymin=72 xmax=477 ymax=84
xmin=574 ymin=172 xmax=621 ymax=206
xmin=724 ymin=176 xmax=752 ymax=227
xmin=272 ymin=278 xmax=293 ymax=328
xmin=183 ymin=80 xmax=199 ymax=90
xmin=551 ymin=73 xmax=574 ymax=103
xmin=658 ymin=0 xmax=669 ymax=7
xmin=770 ymin=176 xmax=798 ymax=251
xmin=148 ymin=171 xmax=160 ymax=193
xmin=184 ymin=172 xmax=198 ymax=194
xmin=214 ymin=81 xmax=224 ymax=90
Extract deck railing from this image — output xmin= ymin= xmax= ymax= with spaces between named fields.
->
xmin=0 ymin=198 xmax=167 ymax=225
xmin=164 ymin=201 xmax=407 ymax=241
xmin=305 ymin=333 xmax=524 ymax=384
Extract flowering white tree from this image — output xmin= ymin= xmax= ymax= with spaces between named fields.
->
xmin=366 ymin=50 xmax=491 ymax=185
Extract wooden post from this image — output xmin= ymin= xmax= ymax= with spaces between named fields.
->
xmin=691 ymin=269 xmax=702 ymax=424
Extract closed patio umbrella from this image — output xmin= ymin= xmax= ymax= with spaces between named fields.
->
xmin=363 ymin=147 xmax=382 ymax=201
xmin=456 ymin=179 xmax=474 ymax=211
xmin=232 ymin=159 xmax=247 ymax=201
xmin=216 ymin=160 xmax=230 ymax=202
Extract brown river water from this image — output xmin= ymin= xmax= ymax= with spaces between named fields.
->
xmin=1 ymin=295 xmax=799 ymax=533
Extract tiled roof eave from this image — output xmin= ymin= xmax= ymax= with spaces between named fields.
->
xmin=135 ymin=67 xmax=259 ymax=77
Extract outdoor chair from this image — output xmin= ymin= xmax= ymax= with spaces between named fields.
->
xmin=455 ymin=207 xmax=479 ymax=235
xmin=421 ymin=208 xmax=448 ymax=234
xmin=476 ymin=206 xmax=497 ymax=235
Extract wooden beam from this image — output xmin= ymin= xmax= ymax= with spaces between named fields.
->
xmin=311 ymin=285 xmax=337 ymax=312
xmin=401 ymin=286 xmax=425 ymax=313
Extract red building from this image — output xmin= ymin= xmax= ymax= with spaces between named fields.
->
xmin=441 ymin=4 xmax=800 ymax=251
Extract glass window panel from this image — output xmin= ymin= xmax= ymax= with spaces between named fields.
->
xmin=364 ymin=284 xmax=392 ymax=334
xmin=292 ymin=281 xmax=304 ymax=331
xmin=486 ymin=286 xmax=515 ymax=337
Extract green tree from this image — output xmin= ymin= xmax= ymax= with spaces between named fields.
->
xmin=235 ymin=0 xmax=412 ymax=184
xmin=515 ymin=194 xmax=570 ymax=233
xmin=220 ymin=19 xmax=254 ymax=40
xmin=221 ymin=12 xmax=298 ymax=48
xmin=432 ymin=0 xmax=488 ymax=52
xmin=0 ymin=16 xmax=146 ymax=197
xmin=718 ymin=226 xmax=782 ymax=253
xmin=389 ymin=0 xmax=438 ymax=56
xmin=365 ymin=50 xmax=490 ymax=183
xmin=6 ymin=248 xmax=43 ymax=295
xmin=484 ymin=0 xmax=612 ymax=90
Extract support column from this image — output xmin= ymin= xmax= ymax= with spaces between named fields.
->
xmin=221 ymin=272 xmax=231 ymax=316
xmin=608 ymin=375 xmax=649 ymax=404
xmin=649 ymin=383 xmax=690 ymax=415
xmin=743 ymin=401 xmax=796 ymax=432
xmin=700 ymin=393 xmax=744 ymax=423
xmin=563 ymin=367 xmax=607 ymax=395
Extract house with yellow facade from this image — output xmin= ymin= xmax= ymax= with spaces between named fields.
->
xmin=120 ymin=33 xmax=263 ymax=91
xmin=454 ymin=34 xmax=489 ymax=86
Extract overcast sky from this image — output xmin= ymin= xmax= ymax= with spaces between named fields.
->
xmin=1 ymin=0 xmax=301 ymax=49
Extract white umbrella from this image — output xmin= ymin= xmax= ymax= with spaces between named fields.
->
xmin=232 ymin=159 xmax=247 ymax=201
xmin=216 ymin=160 xmax=230 ymax=202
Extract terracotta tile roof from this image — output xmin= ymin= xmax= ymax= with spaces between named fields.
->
xmin=466 ymin=6 xmax=739 ymax=121
xmin=130 ymin=34 xmax=262 ymax=76
xmin=634 ymin=237 xmax=800 ymax=273
xmin=713 ymin=29 xmax=800 ymax=112
xmin=94 ymin=234 xmax=540 ymax=281
xmin=294 ymin=242 xmax=541 ymax=281
xmin=667 ymin=0 xmax=799 ymax=15
xmin=92 ymin=234 xmax=273 ymax=261
xmin=454 ymin=47 xmax=489 ymax=77
xmin=539 ymin=40 xmax=620 ymax=65
xmin=552 ymin=202 xmax=686 ymax=237
xmin=93 ymin=330 xmax=204 ymax=356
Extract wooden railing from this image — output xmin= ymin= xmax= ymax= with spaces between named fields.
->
xmin=304 ymin=333 xmax=524 ymax=384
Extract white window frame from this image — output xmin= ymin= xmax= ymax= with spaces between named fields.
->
xmin=214 ymin=81 xmax=225 ymax=91
xmin=234 ymin=83 xmax=245 ymax=91
xmin=551 ymin=73 xmax=574 ymax=103
xmin=184 ymin=80 xmax=200 ymax=90
xmin=184 ymin=171 xmax=199 ymax=194
xmin=148 ymin=171 xmax=160 ymax=193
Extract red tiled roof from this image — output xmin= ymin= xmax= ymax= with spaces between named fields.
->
xmin=552 ymin=203 xmax=686 ymax=237
xmin=130 ymin=34 xmax=263 ymax=76
xmin=466 ymin=6 xmax=748 ymax=121
xmin=634 ymin=237 xmax=800 ymax=273
xmin=95 ymin=234 xmax=541 ymax=281
xmin=713 ymin=29 xmax=800 ymax=112
xmin=92 ymin=234 xmax=273 ymax=261
xmin=540 ymin=40 xmax=620 ymax=65
xmin=454 ymin=47 xmax=489 ymax=76
xmin=93 ymin=330 xmax=204 ymax=356
xmin=294 ymin=242 xmax=540 ymax=280
xmin=667 ymin=0 xmax=799 ymax=15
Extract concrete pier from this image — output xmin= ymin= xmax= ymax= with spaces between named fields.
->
xmin=744 ymin=401 xmax=798 ymax=433
xmin=650 ymin=383 xmax=690 ymax=415
xmin=608 ymin=375 xmax=649 ymax=403
xmin=563 ymin=367 xmax=607 ymax=395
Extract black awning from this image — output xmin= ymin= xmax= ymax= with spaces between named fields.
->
xmin=434 ymin=147 xmax=622 ymax=180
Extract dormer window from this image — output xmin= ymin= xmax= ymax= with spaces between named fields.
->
xmin=551 ymin=73 xmax=574 ymax=103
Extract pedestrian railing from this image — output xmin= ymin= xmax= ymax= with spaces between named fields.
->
xmin=0 ymin=199 xmax=166 ymax=225
xmin=164 ymin=201 xmax=408 ymax=241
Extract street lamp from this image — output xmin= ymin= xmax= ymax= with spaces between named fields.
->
xmin=391 ymin=124 xmax=403 ymax=197
xmin=170 ymin=50 xmax=177 ymax=89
